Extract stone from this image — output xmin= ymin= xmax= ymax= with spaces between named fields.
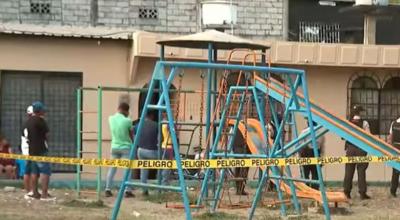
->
xmin=4 ymin=186 xmax=16 ymax=192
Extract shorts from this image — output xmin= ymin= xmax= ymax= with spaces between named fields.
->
xmin=28 ymin=161 xmax=51 ymax=176
xmin=24 ymin=160 xmax=31 ymax=175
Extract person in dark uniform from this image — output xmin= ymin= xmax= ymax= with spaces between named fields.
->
xmin=232 ymin=129 xmax=250 ymax=195
xmin=299 ymin=121 xmax=325 ymax=189
xmin=388 ymin=117 xmax=400 ymax=197
xmin=343 ymin=105 xmax=371 ymax=200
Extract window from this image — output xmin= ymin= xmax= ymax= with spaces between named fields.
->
xmin=30 ymin=1 xmax=51 ymax=14
xmin=138 ymin=7 xmax=158 ymax=19
xmin=347 ymin=73 xmax=400 ymax=137
xmin=380 ymin=75 xmax=400 ymax=135
xmin=347 ymin=74 xmax=380 ymax=134
xmin=299 ymin=22 xmax=340 ymax=43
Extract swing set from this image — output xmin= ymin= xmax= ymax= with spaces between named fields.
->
xmin=107 ymin=30 xmax=352 ymax=220
xmin=76 ymin=30 xmax=373 ymax=220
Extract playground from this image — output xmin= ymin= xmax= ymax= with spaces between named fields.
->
xmin=1 ymin=186 xmax=400 ymax=220
xmin=1 ymin=30 xmax=400 ymax=220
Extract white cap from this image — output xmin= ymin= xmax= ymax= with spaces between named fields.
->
xmin=27 ymin=106 xmax=33 ymax=115
xmin=353 ymin=115 xmax=361 ymax=120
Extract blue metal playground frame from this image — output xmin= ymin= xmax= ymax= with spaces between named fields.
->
xmin=110 ymin=60 xmax=332 ymax=220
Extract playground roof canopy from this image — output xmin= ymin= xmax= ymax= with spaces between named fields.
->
xmin=157 ymin=30 xmax=269 ymax=50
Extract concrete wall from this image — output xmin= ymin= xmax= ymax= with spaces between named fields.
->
xmin=0 ymin=34 xmax=130 ymax=179
xmin=0 ymin=0 xmax=284 ymax=39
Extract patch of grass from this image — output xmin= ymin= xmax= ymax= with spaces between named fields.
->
xmin=143 ymin=192 xmax=198 ymax=204
xmin=62 ymin=199 xmax=106 ymax=208
xmin=194 ymin=212 xmax=241 ymax=220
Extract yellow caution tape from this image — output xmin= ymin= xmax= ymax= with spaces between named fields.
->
xmin=1 ymin=153 xmax=400 ymax=170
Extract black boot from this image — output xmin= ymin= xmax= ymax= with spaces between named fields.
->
xmin=360 ymin=193 xmax=371 ymax=200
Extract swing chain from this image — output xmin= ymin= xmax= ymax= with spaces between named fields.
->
xmin=174 ymin=71 xmax=184 ymax=121
xmin=199 ymin=72 xmax=205 ymax=148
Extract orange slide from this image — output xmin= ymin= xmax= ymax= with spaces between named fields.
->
xmin=228 ymin=119 xmax=348 ymax=204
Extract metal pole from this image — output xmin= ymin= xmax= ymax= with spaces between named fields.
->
xmin=160 ymin=45 xmax=165 ymax=61
xmin=111 ymin=63 xmax=160 ymax=220
xmin=261 ymin=48 xmax=266 ymax=65
xmin=157 ymin=44 xmax=164 ymax=189
xmin=300 ymin=74 xmax=331 ymax=220
xmin=205 ymin=43 xmax=213 ymax=158
xmin=204 ymin=43 xmax=213 ymax=198
xmin=160 ymin=74 xmax=192 ymax=220
xmin=157 ymin=110 xmax=162 ymax=190
xmin=76 ymin=88 xmax=82 ymax=197
xmin=212 ymin=47 xmax=218 ymax=196
xmin=97 ymin=86 xmax=103 ymax=201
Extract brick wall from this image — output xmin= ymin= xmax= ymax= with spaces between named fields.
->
xmin=0 ymin=0 xmax=284 ymax=39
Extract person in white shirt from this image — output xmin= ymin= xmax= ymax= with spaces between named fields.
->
xmin=299 ymin=121 xmax=325 ymax=189
xmin=22 ymin=106 xmax=34 ymax=198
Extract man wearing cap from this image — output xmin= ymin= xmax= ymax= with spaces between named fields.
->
xmin=299 ymin=121 xmax=325 ymax=189
xmin=343 ymin=105 xmax=371 ymax=200
xmin=25 ymin=101 xmax=53 ymax=200
xmin=21 ymin=106 xmax=34 ymax=198
xmin=387 ymin=116 xmax=400 ymax=197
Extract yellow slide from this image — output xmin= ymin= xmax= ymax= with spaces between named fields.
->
xmin=228 ymin=118 xmax=348 ymax=204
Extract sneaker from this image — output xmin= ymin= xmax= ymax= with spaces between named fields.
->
xmin=24 ymin=193 xmax=40 ymax=200
xmin=125 ymin=191 xmax=135 ymax=198
xmin=105 ymin=190 xmax=113 ymax=197
xmin=360 ymin=194 xmax=371 ymax=200
xmin=40 ymin=194 xmax=56 ymax=201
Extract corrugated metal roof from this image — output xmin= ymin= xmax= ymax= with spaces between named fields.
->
xmin=157 ymin=30 xmax=269 ymax=50
xmin=0 ymin=23 xmax=137 ymax=39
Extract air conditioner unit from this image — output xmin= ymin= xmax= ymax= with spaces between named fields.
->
xmin=355 ymin=0 xmax=389 ymax=6
xmin=201 ymin=1 xmax=238 ymax=27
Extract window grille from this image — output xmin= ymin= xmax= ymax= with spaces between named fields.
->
xmin=30 ymin=1 xmax=51 ymax=14
xmin=299 ymin=22 xmax=340 ymax=43
xmin=138 ymin=7 xmax=158 ymax=19
xmin=347 ymin=73 xmax=400 ymax=138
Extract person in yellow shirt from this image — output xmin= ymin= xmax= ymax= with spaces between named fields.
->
xmin=161 ymin=112 xmax=174 ymax=185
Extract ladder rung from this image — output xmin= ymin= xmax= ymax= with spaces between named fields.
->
xmin=148 ymin=105 xmax=167 ymax=110
xmin=80 ymin=111 xmax=97 ymax=114
xmin=80 ymin=131 xmax=97 ymax=134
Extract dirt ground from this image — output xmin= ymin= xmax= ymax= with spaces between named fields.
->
xmin=0 ymin=186 xmax=399 ymax=220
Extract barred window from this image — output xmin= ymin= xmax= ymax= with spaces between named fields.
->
xmin=138 ymin=7 xmax=158 ymax=19
xmin=299 ymin=22 xmax=340 ymax=43
xmin=348 ymin=73 xmax=400 ymax=137
xmin=380 ymin=75 xmax=400 ymax=136
xmin=347 ymin=74 xmax=380 ymax=134
xmin=30 ymin=1 xmax=51 ymax=14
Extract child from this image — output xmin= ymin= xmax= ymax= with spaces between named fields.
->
xmin=0 ymin=135 xmax=16 ymax=179
xmin=161 ymin=112 xmax=173 ymax=185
